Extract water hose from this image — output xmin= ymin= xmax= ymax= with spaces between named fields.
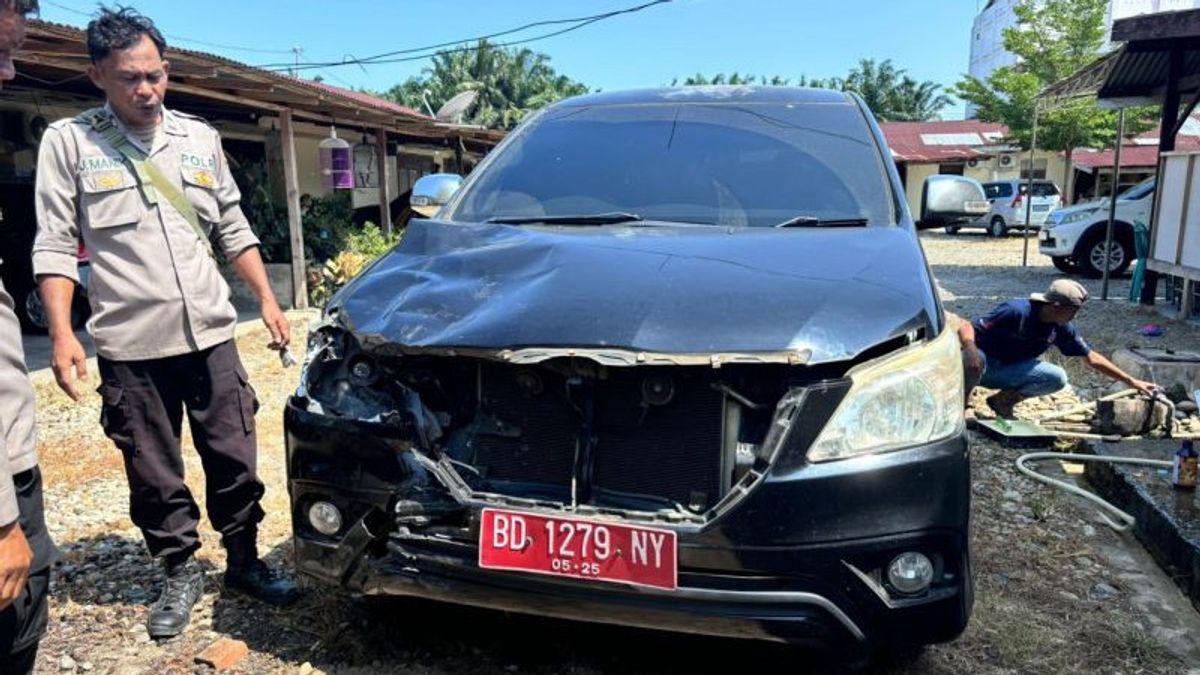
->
xmin=1016 ymin=391 xmax=1181 ymax=533
xmin=1015 ymin=452 xmax=1172 ymax=532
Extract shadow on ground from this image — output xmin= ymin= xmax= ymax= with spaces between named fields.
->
xmin=204 ymin=544 xmax=934 ymax=674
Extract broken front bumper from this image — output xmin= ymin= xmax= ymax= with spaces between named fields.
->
xmin=284 ymin=396 xmax=973 ymax=650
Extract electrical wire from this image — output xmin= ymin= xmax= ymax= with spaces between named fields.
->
xmin=254 ymin=0 xmax=671 ymax=72
xmin=41 ymin=0 xmax=296 ymax=55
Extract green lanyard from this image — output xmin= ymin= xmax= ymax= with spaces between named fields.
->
xmin=81 ymin=110 xmax=216 ymax=259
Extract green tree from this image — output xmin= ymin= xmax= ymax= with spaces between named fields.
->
xmin=673 ymin=60 xmax=952 ymax=121
xmin=383 ymin=40 xmax=588 ymax=130
xmin=670 ymin=73 xmax=792 ymax=86
xmin=953 ymin=0 xmax=1155 ymax=198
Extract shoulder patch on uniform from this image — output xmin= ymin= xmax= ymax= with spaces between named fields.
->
xmin=170 ymin=109 xmax=216 ymax=130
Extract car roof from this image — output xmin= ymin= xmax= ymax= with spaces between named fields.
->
xmin=552 ymin=86 xmax=855 ymax=109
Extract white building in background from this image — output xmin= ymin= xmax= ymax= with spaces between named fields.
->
xmin=966 ymin=0 xmax=1200 ymax=118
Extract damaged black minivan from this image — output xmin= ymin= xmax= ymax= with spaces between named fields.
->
xmin=285 ymin=87 xmax=988 ymax=656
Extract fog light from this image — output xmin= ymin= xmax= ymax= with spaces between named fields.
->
xmin=887 ymin=552 xmax=933 ymax=595
xmin=308 ymin=501 xmax=343 ymax=536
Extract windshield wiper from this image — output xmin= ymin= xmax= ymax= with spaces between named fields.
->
xmin=774 ymin=216 xmax=869 ymax=228
xmin=486 ymin=212 xmax=643 ymax=225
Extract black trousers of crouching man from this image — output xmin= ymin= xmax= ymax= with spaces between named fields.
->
xmin=97 ymin=339 xmax=265 ymax=565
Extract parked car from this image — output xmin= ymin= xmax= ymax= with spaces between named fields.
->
xmin=945 ymin=179 xmax=1062 ymax=237
xmin=285 ymin=87 xmax=983 ymax=663
xmin=1039 ymin=177 xmax=1155 ymax=277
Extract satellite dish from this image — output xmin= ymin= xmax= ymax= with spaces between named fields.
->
xmin=436 ymin=90 xmax=479 ymax=123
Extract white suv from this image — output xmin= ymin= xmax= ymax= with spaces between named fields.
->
xmin=946 ymin=179 xmax=1062 ymax=237
xmin=1038 ymin=177 xmax=1155 ymax=278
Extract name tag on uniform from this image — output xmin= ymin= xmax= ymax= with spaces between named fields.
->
xmin=78 ymin=155 xmax=135 ymax=193
xmin=181 ymin=151 xmax=217 ymax=189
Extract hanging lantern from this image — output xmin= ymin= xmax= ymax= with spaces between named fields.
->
xmin=319 ymin=126 xmax=353 ymax=190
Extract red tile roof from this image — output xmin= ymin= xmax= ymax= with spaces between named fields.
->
xmin=1071 ymin=136 xmax=1200 ymax=170
xmin=880 ymin=120 xmax=1010 ymax=162
xmin=300 ymin=79 xmax=431 ymax=121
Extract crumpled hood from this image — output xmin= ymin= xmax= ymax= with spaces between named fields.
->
xmin=330 ymin=219 xmax=940 ymax=364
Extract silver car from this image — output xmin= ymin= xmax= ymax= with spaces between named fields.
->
xmin=945 ymin=179 xmax=1062 ymax=237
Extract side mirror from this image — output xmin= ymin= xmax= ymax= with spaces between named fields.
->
xmin=410 ymin=173 xmax=463 ymax=218
xmin=917 ymin=175 xmax=991 ymax=230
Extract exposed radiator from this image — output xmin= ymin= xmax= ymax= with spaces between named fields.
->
xmin=468 ymin=364 xmax=726 ymax=510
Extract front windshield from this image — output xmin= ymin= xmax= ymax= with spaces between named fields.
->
xmin=1118 ymin=178 xmax=1155 ymax=201
xmin=449 ymin=100 xmax=894 ymax=227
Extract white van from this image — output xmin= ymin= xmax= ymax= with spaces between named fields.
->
xmin=945 ymin=179 xmax=1062 ymax=237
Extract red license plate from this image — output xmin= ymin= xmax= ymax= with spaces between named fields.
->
xmin=478 ymin=508 xmax=678 ymax=590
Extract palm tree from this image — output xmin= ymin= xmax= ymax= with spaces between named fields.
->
xmin=383 ymin=40 xmax=587 ymax=130
xmin=839 ymin=59 xmax=953 ymax=121
xmin=674 ymin=60 xmax=953 ymax=121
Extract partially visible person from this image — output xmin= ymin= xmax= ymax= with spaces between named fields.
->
xmin=0 ymin=3 xmax=59 ymax=675
xmin=960 ymin=278 xmax=1156 ymax=419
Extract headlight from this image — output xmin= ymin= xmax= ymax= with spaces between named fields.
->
xmin=1057 ymin=210 xmax=1098 ymax=227
xmin=807 ymin=326 xmax=963 ymax=462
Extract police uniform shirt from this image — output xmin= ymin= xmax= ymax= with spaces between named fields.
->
xmin=32 ymin=104 xmax=261 ymax=361
xmin=0 ymin=278 xmax=37 ymax=527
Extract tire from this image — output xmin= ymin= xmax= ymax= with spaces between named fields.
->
xmin=1051 ymin=256 xmax=1081 ymax=274
xmin=19 ymin=286 xmax=89 ymax=334
xmin=988 ymin=216 xmax=1007 ymax=238
xmin=18 ymin=287 xmax=48 ymax=335
xmin=943 ymin=226 xmax=960 ymax=235
xmin=1077 ymin=231 xmax=1132 ymax=278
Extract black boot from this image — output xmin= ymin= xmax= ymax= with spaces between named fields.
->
xmin=147 ymin=556 xmax=204 ymax=639
xmin=223 ymin=534 xmax=299 ymax=607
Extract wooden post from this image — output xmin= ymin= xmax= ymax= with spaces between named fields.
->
xmin=280 ymin=110 xmax=308 ymax=310
xmin=1022 ymin=109 xmax=1038 ymax=267
xmin=376 ymin=128 xmax=393 ymax=236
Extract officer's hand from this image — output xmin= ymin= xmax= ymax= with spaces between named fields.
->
xmin=51 ymin=334 xmax=88 ymax=401
xmin=261 ymin=300 xmax=290 ymax=350
xmin=0 ymin=521 xmax=32 ymax=612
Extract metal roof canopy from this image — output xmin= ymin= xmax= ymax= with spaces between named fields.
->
xmin=1040 ymin=9 xmax=1200 ymax=118
xmin=10 ymin=20 xmax=506 ymax=151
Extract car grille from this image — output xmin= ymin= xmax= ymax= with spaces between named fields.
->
xmin=469 ymin=363 xmax=727 ymax=510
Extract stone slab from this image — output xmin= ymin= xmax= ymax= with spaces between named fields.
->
xmin=1113 ymin=348 xmax=1200 ymax=403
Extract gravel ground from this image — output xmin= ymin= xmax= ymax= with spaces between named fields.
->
xmin=24 ymin=231 xmax=1200 ymax=674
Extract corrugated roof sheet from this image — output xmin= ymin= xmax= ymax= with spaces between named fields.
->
xmin=881 ymin=120 xmax=1009 ymax=162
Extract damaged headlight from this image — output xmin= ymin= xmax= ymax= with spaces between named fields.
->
xmin=806 ymin=326 xmax=963 ymax=462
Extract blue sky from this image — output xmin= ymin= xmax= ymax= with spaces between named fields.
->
xmin=37 ymin=0 xmax=982 ymax=118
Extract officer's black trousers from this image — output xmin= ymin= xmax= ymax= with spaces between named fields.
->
xmin=98 ymin=340 xmax=265 ymax=564
xmin=0 ymin=467 xmax=54 ymax=673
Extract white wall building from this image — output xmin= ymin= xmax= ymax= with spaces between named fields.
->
xmin=966 ymin=0 xmax=1200 ymax=117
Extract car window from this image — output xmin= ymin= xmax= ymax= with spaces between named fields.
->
xmin=450 ymin=100 xmax=894 ymax=227
xmin=1031 ymin=182 xmax=1059 ymax=197
xmin=984 ymin=183 xmax=1011 ymax=199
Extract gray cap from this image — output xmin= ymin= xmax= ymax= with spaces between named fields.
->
xmin=1031 ymin=279 xmax=1089 ymax=308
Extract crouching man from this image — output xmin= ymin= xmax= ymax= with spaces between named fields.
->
xmin=33 ymin=6 xmax=296 ymax=639
xmin=960 ymin=279 xmax=1156 ymax=419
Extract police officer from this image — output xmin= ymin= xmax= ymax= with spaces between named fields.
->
xmin=0 ymin=3 xmax=57 ymax=673
xmin=33 ymin=6 xmax=296 ymax=639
